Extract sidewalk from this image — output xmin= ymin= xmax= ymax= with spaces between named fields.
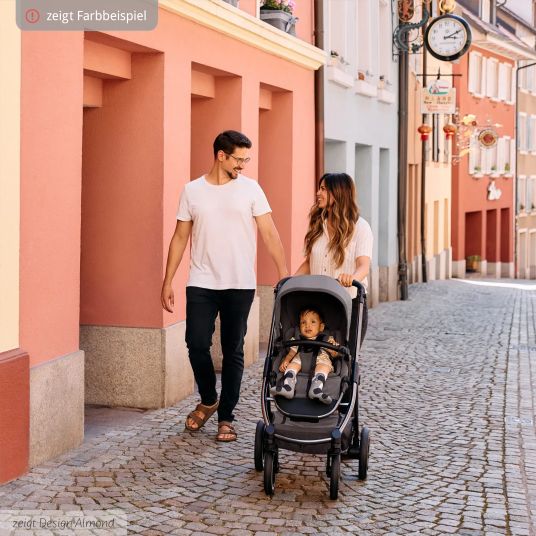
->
xmin=0 ymin=279 xmax=535 ymax=535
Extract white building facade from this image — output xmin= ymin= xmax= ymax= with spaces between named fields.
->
xmin=322 ymin=0 xmax=399 ymax=305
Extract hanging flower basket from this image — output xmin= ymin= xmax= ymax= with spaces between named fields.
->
xmin=260 ymin=8 xmax=298 ymax=35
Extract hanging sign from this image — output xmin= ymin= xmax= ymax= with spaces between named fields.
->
xmin=478 ymin=129 xmax=498 ymax=148
xmin=420 ymin=80 xmax=456 ymax=114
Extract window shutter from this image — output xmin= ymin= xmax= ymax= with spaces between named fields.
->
xmin=510 ymin=66 xmax=516 ymax=103
xmin=497 ymin=137 xmax=506 ymax=172
xmin=527 ymin=116 xmax=533 ymax=153
xmin=498 ymin=63 xmax=507 ymax=101
xmin=510 ymin=138 xmax=516 ymax=174
xmin=481 ymin=57 xmax=487 ymax=96
xmin=468 ymin=52 xmax=477 ymax=94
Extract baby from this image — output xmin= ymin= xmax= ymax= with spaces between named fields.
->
xmin=270 ymin=308 xmax=339 ymax=404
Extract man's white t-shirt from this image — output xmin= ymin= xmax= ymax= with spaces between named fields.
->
xmin=177 ymin=175 xmax=271 ymax=290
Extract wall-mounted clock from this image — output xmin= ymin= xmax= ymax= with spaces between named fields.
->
xmin=424 ymin=14 xmax=472 ymax=62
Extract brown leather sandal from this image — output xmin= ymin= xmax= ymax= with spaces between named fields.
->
xmin=184 ymin=401 xmax=219 ymax=431
xmin=216 ymin=421 xmax=237 ymax=442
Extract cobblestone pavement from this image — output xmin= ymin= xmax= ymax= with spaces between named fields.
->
xmin=1 ymin=279 xmax=535 ymax=535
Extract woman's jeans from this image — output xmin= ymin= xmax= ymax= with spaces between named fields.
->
xmin=185 ymin=286 xmax=255 ymax=423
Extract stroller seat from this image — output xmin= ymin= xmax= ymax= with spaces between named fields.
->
xmin=271 ymin=328 xmax=349 ymax=420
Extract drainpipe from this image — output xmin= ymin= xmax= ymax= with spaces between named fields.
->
xmin=397 ymin=40 xmax=409 ymax=300
xmin=514 ymin=61 xmax=536 ymax=278
xmin=314 ymin=0 xmax=324 ymax=181
xmin=420 ymin=25 xmax=428 ymax=284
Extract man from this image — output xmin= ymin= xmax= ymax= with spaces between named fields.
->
xmin=161 ymin=130 xmax=288 ymax=442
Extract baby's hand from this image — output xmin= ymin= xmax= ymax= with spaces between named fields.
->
xmin=279 ymin=359 xmax=289 ymax=373
xmin=328 ymin=336 xmax=339 ymax=346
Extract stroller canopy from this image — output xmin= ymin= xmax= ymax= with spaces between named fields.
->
xmin=274 ymin=275 xmax=353 ymax=341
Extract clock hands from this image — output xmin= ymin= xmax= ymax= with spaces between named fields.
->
xmin=444 ymin=29 xmax=462 ymax=39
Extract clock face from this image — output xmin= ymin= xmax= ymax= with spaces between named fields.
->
xmin=424 ymin=15 xmax=472 ymax=62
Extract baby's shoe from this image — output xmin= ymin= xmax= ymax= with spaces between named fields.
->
xmin=270 ymin=370 xmax=297 ymax=399
xmin=308 ymin=373 xmax=332 ymax=405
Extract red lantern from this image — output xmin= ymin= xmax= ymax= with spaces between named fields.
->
xmin=443 ymin=123 xmax=457 ymax=139
xmin=417 ymin=124 xmax=432 ymax=141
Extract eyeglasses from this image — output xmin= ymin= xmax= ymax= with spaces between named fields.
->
xmin=224 ymin=152 xmax=251 ymax=166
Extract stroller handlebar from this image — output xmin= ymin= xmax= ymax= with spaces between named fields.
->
xmin=274 ymin=277 xmax=366 ymax=299
xmin=280 ymin=339 xmax=350 ymax=357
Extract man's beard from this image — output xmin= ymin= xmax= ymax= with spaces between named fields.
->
xmin=225 ymin=169 xmax=239 ymax=180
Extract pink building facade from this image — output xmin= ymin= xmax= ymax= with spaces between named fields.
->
xmin=0 ymin=0 xmax=324 ymax=482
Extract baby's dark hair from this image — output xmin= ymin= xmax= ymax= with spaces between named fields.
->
xmin=299 ymin=307 xmax=324 ymax=323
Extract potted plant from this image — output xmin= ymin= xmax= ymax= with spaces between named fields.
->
xmin=260 ymin=0 xmax=298 ymax=35
xmin=504 ymin=162 xmax=510 ymax=172
xmin=466 ymin=255 xmax=481 ymax=272
xmin=472 ymin=165 xmax=482 ymax=177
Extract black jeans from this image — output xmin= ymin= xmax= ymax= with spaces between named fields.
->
xmin=185 ymin=286 xmax=255 ymax=423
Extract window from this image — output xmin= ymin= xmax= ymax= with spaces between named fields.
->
xmin=357 ymin=0 xmax=373 ymax=79
xmin=483 ymin=144 xmax=498 ymax=174
xmin=519 ymin=113 xmax=528 ymax=152
xmin=469 ymin=133 xmax=484 ymax=174
xmin=486 ymin=58 xmax=498 ymax=99
xmin=468 ymin=52 xmax=483 ymax=95
xmin=481 ymin=0 xmax=491 ymax=23
xmin=527 ymin=177 xmax=536 ymax=212
xmin=498 ymin=63 xmax=513 ymax=102
xmin=530 ymin=116 xmax=536 ymax=152
xmin=509 ymin=137 xmax=516 ymax=174
xmin=520 ymin=62 xmax=536 ymax=93
xmin=519 ymin=176 xmax=527 ymax=211
xmin=329 ymin=0 xmax=350 ymax=70
xmin=378 ymin=0 xmax=392 ymax=86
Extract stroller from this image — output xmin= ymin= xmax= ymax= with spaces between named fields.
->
xmin=254 ymin=275 xmax=370 ymax=500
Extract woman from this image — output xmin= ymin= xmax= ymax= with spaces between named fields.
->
xmin=295 ymin=172 xmax=373 ymax=346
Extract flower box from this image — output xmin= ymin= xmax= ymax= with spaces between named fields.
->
xmin=260 ymin=9 xmax=298 ymax=35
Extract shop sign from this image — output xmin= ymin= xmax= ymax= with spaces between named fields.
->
xmin=420 ymin=80 xmax=456 ymax=114
xmin=478 ymin=129 xmax=498 ymax=148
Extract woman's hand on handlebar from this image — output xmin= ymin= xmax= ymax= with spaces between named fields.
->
xmin=336 ymin=273 xmax=354 ymax=287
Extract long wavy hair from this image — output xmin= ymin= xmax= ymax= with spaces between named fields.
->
xmin=304 ymin=173 xmax=359 ymax=269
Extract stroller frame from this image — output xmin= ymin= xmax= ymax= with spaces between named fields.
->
xmin=254 ymin=275 xmax=371 ymax=500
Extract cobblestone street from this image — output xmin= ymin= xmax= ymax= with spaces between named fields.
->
xmin=1 ymin=279 xmax=535 ymax=535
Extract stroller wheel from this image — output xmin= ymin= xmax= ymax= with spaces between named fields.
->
xmin=254 ymin=420 xmax=265 ymax=472
xmin=329 ymin=454 xmax=341 ymax=500
xmin=358 ymin=426 xmax=370 ymax=481
xmin=263 ymin=451 xmax=276 ymax=496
